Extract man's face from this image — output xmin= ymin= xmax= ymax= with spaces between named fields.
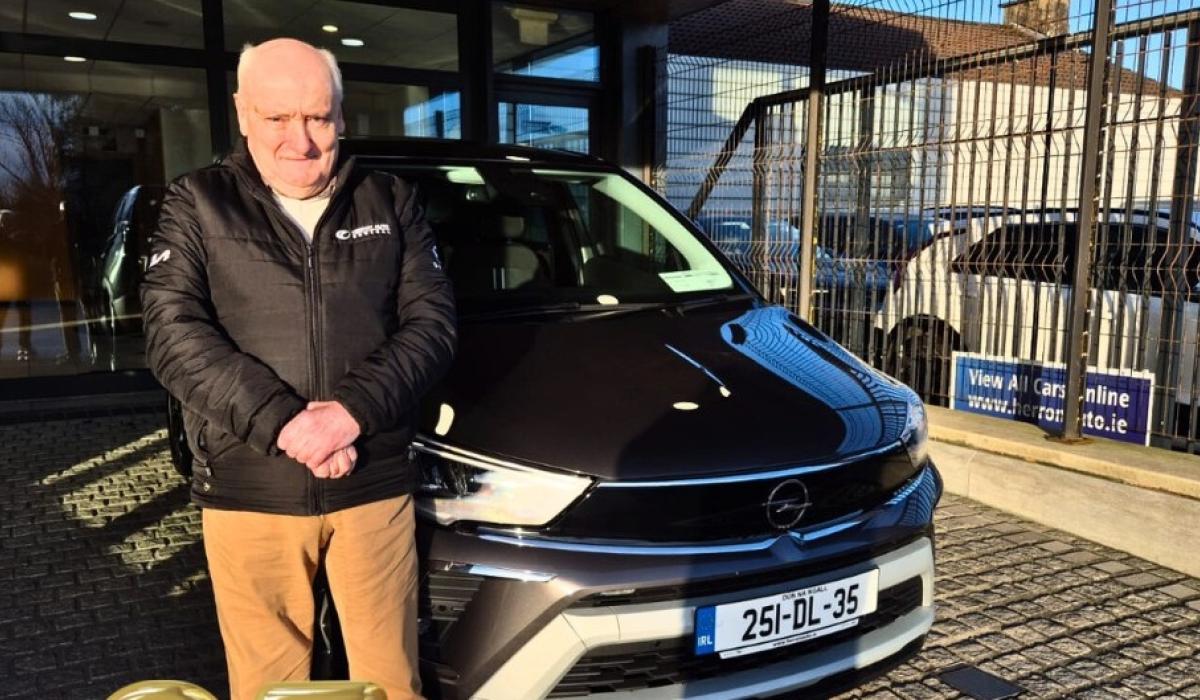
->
xmin=234 ymin=48 xmax=343 ymax=199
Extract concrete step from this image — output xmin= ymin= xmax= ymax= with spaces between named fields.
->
xmin=928 ymin=405 xmax=1200 ymax=578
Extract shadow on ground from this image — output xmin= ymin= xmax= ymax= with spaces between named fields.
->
xmin=0 ymin=410 xmax=226 ymax=698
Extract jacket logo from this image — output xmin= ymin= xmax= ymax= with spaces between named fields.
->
xmin=148 ymin=250 xmax=171 ymax=268
xmin=335 ymin=224 xmax=392 ymax=241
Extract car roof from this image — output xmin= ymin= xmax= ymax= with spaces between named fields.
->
xmin=339 ymin=138 xmax=609 ymax=169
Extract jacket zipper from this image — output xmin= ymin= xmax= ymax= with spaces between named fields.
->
xmin=234 ymin=164 xmax=351 ymax=516
xmin=249 ymin=198 xmax=325 ymax=515
xmin=305 ymin=245 xmax=322 ymax=514
xmin=308 ymin=191 xmax=343 ymax=515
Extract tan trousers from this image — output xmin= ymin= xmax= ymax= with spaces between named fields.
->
xmin=202 ymin=495 xmax=422 ymax=700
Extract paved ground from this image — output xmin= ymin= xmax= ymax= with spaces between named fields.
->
xmin=2 ymin=411 xmax=1199 ymax=699
xmin=839 ymin=501 xmax=1200 ymax=699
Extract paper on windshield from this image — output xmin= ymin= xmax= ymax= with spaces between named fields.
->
xmin=659 ymin=270 xmax=731 ymax=293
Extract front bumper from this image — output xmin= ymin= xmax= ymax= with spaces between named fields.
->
xmin=418 ymin=464 xmax=941 ymax=699
xmin=477 ymin=537 xmax=933 ymax=699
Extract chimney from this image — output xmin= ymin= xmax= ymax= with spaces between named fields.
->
xmin=1002 ymin=0 xmax=1069 ymax=36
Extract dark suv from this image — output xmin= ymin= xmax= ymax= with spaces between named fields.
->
xmin=168 ymin=140 xmax=941 ymax=699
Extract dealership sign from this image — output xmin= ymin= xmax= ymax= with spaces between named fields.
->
xmin=949 ymin=352 xmax=1154 ymax=446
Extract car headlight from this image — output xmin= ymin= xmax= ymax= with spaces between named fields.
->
xmin=413 ymin=443 xmax=593 ymax=527
xmin=901 ymin=391 xmax=929 ymax=467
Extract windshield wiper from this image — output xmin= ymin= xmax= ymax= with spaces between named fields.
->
xmin=461 ymin=302 xmax=661 ymax=321
xmin=669 ymin=292 xmax=756 ymax=312
xmin=460 ymin=293 xmax=755 ymax=322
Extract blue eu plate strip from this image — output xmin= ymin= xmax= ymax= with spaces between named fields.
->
xmin=694 ymin=606 xmax=716 ymax=655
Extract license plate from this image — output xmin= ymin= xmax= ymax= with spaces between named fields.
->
xmin=694 ymin=570 xmax=879 ymax=658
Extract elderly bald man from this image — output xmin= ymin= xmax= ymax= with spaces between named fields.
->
xmin=141 ymin=38 xmax=456 ymax=699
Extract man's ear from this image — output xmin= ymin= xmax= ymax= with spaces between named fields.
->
xmin=335 ymin=105 xmax=346 ymax=136
xmin=233 ymin=92 xmax=250 ymax=137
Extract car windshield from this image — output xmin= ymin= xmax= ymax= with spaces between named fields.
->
xmin=379 ymin=164 xmax=737 ymax=313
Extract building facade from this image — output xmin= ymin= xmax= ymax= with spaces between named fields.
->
xmin=0 ymin=0 xmax=689 ymax=383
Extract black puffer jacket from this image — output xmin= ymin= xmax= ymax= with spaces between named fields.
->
xmin=141 ymin=143 xmax=456 ymax=515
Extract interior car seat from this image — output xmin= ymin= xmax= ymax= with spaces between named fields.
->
xmin=447 ymin=203 xmax=551 ymax=293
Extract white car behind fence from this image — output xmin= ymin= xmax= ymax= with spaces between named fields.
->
xmin=873 ymin=209 xmax=1200 ymax=446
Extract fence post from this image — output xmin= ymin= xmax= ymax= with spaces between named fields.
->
xmin=751 ymin=101 xmax=771 ymax=296
xmin=1168 ymin=22 xmax=1200 ymax=233
xmin=1060 ymin=0 xmax=1115 ymax=442
xmin=1165 ymin=20 xmax=1200 ymax=442
xmin=797 ymin=0 xmax=830 ymax=320
xmin=848 ymin=86 xmax=875 ymax=352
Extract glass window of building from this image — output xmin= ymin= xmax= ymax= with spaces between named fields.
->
xmin=226 ymin=73 xmax=461 ymax=140
xmin=492 ymin=4 xmax=598 ymax=82
xmin=498 ymin=102 xmax=589 ymax=153
xmin=0 ymin=55 xmax=210 ymax=378
xmin=0 ymin=1 xmax=204 ymax=49
xmin=224 ymin=1 xmax=458 ymax=71
xmin=345 ymin=83 xmax=461 ymax=139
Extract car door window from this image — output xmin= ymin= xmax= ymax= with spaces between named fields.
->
xmin=1096 ymin=222 xmax=1200 ymax=298
xmin=952 ymin=222 xmax=1073 ymax=284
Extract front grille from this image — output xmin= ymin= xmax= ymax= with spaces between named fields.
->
xmin=573 ymin=548 xmax=886 ymax=608
xmin=548 ymin=576 xmax=924 ymax=697
xmin=541 ymin=450 xmax=917 ymax=544
xmin=418 ymin=570 xmax=484 ymax=661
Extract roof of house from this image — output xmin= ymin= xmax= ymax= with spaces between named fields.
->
xmin=670 ymin=1 xmax=1029 ymax=71
xmin=669 ymin=0 xmax=1175 ymax=94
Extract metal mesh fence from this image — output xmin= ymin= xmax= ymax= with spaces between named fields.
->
xmin=664 ymin=0 xmax=1200 ymax=451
